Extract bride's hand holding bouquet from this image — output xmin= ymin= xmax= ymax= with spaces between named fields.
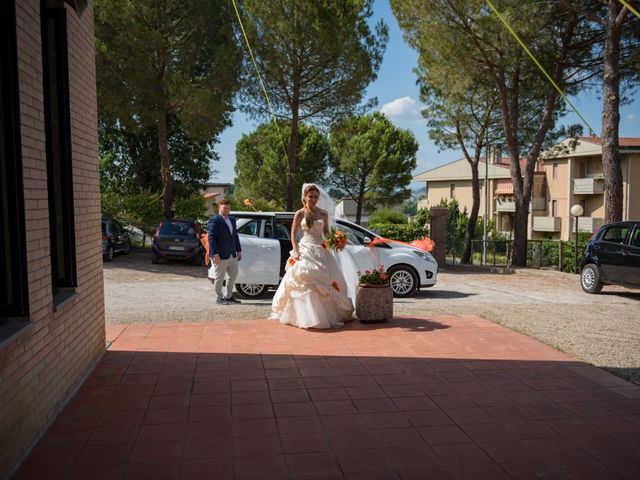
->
xmin=323 ymin=227 xmax=348 ymax=251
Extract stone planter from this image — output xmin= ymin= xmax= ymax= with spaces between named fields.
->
xmin=355 ymin=284 xmax=393 ymax=323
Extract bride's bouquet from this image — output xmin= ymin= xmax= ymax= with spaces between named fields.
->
xmin=323 ymin=227 xmax=348 ymax=251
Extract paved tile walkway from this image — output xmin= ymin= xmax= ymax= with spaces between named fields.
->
xmin=14 ymin=315 xmax=640 ymax=479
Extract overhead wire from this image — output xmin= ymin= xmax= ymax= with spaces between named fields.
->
xmin=485 ymin=0 xmax=597 ymax=136
xmin=618 ymin=0 xmax=640 ymax=20
xmin=230 ymin=0 xmax=289 ymax=161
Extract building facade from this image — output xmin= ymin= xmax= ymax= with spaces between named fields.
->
xmin=0 ymin=1 xmax=105 ymax=476
xmin=413 ymin=138 xmax=640 ymax=240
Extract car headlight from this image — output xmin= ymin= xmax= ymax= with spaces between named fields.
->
xmin=413 ymin=250 xmax=437 ymax=264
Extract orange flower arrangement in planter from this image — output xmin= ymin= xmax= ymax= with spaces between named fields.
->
xmin=357 ymin=265 xmax=388 ymax=287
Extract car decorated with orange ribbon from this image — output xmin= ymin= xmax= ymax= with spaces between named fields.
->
xmin=217 ymin=212 xmax=438 ymax=299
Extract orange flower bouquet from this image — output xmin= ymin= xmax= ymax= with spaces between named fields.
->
xmin=324 ymin=227 xmax=348 ymax=251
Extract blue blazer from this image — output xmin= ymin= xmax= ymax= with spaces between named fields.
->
xmin=207 ymin=214 xmax=242 ymax=260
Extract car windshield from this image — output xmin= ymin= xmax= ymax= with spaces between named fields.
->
xmin=336 ymin=222 xmax=375 ymax=246
xmin=160 ymin=222 xmax=196 ymax=237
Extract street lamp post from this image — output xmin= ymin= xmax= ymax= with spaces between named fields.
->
xmin=570 ymin=204 xmax=584 ymax=273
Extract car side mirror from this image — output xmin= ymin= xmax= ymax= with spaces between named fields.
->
xmin=363 ymin=236 xmax=372 ymax=245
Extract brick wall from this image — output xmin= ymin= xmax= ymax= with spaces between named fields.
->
xmin=0 ymin=1 xmax=105 ymax=475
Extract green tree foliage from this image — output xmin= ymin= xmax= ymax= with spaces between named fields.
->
xmin=238 ymin=0 xmax=388 ymax=210
xmin=400 ymin=199 xmax=418 ymax=217
xmin=233 ymin=122 xmax=330 ymax=210
xmin=393 ymin=0 xmax=600 ymax=266
xmin=101 ymin=190 xmax=163 ymax=234
xmin=328 ymin=112 xmax=418 ymax=224
xmin=95 ymin=0 xmax=241 ymax=217
xmin=173 ymin=195 xmax=208 ymax=222
xmin=369 ymin=208 xmax=407 ymax=226
xmin=99 ymin=117 xmax=214 ymax=199
xmin=370 ymin=224 xmax=427 ymax=243
xmin=420 ymin=80 xmax=502 ymax=264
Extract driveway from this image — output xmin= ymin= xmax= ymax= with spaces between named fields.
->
xmin=104 ymin=251 xmax=640 ymax=384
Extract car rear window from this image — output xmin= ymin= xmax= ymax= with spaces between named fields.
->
xmin=601 ymin=225 xmax=630 ymax=244
xmin=237 ymin=219 xmax=260 ymax=237
xmin=629 ymin=227 xmax=640 ymax=248
xmin=160 ymin=222 xmax=196 ymax=237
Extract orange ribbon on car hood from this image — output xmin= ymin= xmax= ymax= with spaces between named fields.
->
xmin=368 ymin=236 xmax=435 ymax=253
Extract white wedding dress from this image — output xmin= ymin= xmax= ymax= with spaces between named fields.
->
xmin=270 ymin=219 xmax=354 ymax=329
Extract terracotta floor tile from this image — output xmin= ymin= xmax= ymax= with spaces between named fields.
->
xmin=308 ymin=387 xmax=349 ymax=402
xmin=232 ymin=417 xmax=278 ymax=436
xmin=39 ymin=428 xmax=92 ymax=448
xmin=385 ymin=446 xmax=442 ymax=469
xmin=595 ymin=453 xmax=640 ymax=479
xmin=418 ymin=425 xmax=473 ymax=445
xmin=185 ymin=420 xmax=232 ymax=439
xmin=233 ymin=434 xmax=283 ymax=456
xmin=75 ymin=443 xmax=133 ymax=466
xmin=404 ymin=409 xmax=454 ymax=427
xmin=231 ymin=390 xmax=271 ymax=405
xmin=179 ymin=458 xmax=234 ymax=480
xmin=281 ymin=433 xmax=331 ymax=454
xmin=270 ymin=389 xmax=310 ymax=403
xmin=16 ymin=316 xmax=640 ymax=479
xmin=66 ymin=465 xmax=126 ymax=480
xmin=124 ymin=461 xmax=180 ymax=480
xmin=137 ymin=423 xmax=188 ymax=442
xmin=189 ymin=405 xmax=232 ymax=422
xmin=130 ymin=440 xmax=184 ymax=463
xmin=277 ymin=416 xmax=324 ymax=434
xmin=432 ymin=443 xmax=493 ymax=466
xmin=182 ymin=437 xmax=233 ymax=459
xmin=314 ymin=400 xmax=357 ymax=415
xmin=87 ymin=425 xmax=139 ymax=445
xmin=98 ymin=409 xmax=146 ymax=427
xmin=336 ymin=449 xmax=393 ymax=473
xmin=234 ymin=454 xmax=288 ymax=479
xmin=143 ymin=407 xmax=189 ymax=425
xmin=327 ymin=429 xmax=382 ymax=450
xmin=285 ymin=452 xmax=342 ymax=476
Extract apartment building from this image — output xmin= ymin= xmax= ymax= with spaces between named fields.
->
xmin=0 ymin=1 xmax=104 ymax=476
xmin=413 ymin=137 xmax=640 ymax=240
xmin=536 ymin=137 xmax=640 ymax=240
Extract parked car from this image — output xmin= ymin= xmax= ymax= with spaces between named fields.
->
xmin=227 ymin=212 xmax=438 ymax=299
xmin=152 ymin=219 xmax=205 ymax=266
xmin=102 ymin=216 xmax=131 ymax=262
xmin=580 ymin=220 xmax=640 ymax=294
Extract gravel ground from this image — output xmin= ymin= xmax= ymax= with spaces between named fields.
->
xmin=104 ymin=250 xmax=640 ymax=384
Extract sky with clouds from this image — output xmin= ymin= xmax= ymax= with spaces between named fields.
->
xmin=211 ymin=0 xmax=639 ymax=184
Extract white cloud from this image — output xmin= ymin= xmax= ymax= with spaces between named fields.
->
xmin=380 ymin=96 xmax=419 ymax=118
xmin=626 ymin=113 xmax=637 ymax=121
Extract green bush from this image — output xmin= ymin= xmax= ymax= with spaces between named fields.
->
xmin=174 ymin=194 xmax=208 ymax=222
xmin=413 ymin=207 xmax=430 ymax=229
xmin=369 ymin=207 xmax=407 ymax=226
xmin=369 ymin=223 xmax=427 ymax=242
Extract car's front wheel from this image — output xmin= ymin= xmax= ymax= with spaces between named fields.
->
xmin=122 ymin=241 xmax=131 ymax=255
xmin=581 ymin=264 xmax=603 ymax=294
xmin=388 ymin=265 xmax=418 ymax=297
xmin=235 ymin=284 xmax=270 ymax=299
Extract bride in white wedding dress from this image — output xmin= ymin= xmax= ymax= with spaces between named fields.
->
xmin=270 ymin=184 xmax=354 ymax=329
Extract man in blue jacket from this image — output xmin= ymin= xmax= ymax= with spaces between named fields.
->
xmin=207 ymin=199 xmax=242 ymax=305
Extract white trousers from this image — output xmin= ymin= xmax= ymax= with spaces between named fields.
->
xmin=213 ymin=256 xmax=238 ymax=299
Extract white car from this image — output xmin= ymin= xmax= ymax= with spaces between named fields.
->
xmin=223 ymin=212 xmax=438 ymax=299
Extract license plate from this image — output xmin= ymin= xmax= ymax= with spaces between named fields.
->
xmin=168 ymin=246 xmax=185 ymax=251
